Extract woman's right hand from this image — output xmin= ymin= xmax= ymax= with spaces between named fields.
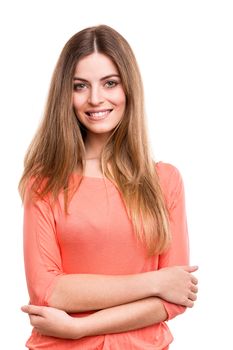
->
xmin=152 ymin=265 xmax=198 ymax=307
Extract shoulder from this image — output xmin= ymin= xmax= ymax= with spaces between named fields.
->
xmin=155 ymin=161 xmax=182 ymax=183
xmin=155 ymin=161 xmax=185 ymax=208
xmin=24 ymin=176 xmax=51 ymax=206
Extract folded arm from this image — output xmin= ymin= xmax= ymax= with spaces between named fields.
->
xmin=24 ymin=185 xmax=197 ymax=314
xmin=49 ymin=272 xmax=156 ymax=312
xmin=22 ymin=296 xmax=168 ymax=339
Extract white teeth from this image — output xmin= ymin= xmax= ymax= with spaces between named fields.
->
xmin=89 ymin=111 xmax=109 ymax=117
xmin=85 ymin=110 xmax=112 ymax=121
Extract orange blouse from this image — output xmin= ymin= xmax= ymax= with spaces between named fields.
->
xmin=23 ymin=162 xmax=189 ymax=349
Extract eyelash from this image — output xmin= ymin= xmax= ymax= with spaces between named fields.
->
xmin=73 ymin=83 xmax=87 ymax=91
xmin=105 ymin=80 xmax=119 ymax=88
xmin=73 ymin=80 xmax=119 ymax=91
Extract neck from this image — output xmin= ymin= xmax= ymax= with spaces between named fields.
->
xmin=85 ymin=132 xmax=110 ymax=159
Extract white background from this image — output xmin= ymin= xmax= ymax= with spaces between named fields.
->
xmin=0 ymin=0 xmax=232 ymax=348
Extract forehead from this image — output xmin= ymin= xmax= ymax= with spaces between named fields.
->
xmin=74 ymin=53 xmax=119 ymax=79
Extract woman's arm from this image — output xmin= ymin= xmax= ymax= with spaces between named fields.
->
xmin=80 ymin=297 xmax=168 ymax=337
xmin=48 ymin=272 xmax=154 ymax=312
xmin=22 ymin=297 xmax=168 ymax=339
xmin=24 ymin=189 xmax=197 ymax=312
xmin=48 ymin=266 xmax=197 ymax=312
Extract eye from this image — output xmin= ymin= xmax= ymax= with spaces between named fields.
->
xmin=73 ymin=83 xmax=88 ymax=91
xmin=105 ymin=80 xmax=119 ymax=88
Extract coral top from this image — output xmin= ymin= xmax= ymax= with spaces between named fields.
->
xmin=23 ymin=162 xmax=189 ymax=350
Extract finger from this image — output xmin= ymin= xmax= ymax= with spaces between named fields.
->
xmin=191 ymin=284 xmax=198 ymax=293
xmin=186 ymin=299 xmax=194 ymax=308
xmin=188 ymin=292 xmax=197 ymax=302
xmin=21 ymin=305 xmax=44 ymax=316
xmin=191 ymin=276 xmax=198 ymax=285
xmin=29 ymin=314 xmax=40 ymax=326
xmin=182 ymin=265 xmax=199 ymax=273
xmin=29 ymin=313 xmax=47 ymax=329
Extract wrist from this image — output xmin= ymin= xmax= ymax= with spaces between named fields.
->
xmin=70 ymin=317 xmax=88 ymax=340
xmin=147 ymin=270 xmax=161 ymax=297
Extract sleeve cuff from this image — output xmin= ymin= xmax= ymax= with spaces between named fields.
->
xmin=161 ymin=300 xmax=187 ymax=320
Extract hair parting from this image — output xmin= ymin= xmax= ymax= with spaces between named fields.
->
xmin=19 ymin=24 xmax=171 ymax=256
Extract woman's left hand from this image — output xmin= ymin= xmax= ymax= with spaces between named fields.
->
xmin=21 ymin=304 xmax=81 ymax=339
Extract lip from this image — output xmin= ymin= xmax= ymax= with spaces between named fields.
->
xmin=85 ymin=109 xmax=113 ymax=115
xmin=85 ymin=109 xmax=113 ymax=121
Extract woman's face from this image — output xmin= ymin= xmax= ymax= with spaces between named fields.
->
xmin=73 ymin=53 xmax=126 ymax=138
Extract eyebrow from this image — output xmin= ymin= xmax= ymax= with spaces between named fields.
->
xmin=73 ymin=74 xmax=120 ymax=82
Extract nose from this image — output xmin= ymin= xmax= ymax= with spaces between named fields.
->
xmin=88 ymin=86 xmax=104 ymax=105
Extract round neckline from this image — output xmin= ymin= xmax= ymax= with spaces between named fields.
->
xmin=73 ymin=161 xmax=162 ymax=181
xmin=82 ymin=175 xmax=105 ymax=180
xmin=73 ymin=172 xmax=107 ymax=180
xmin=79 ymin=175 xmax=114 ymax=187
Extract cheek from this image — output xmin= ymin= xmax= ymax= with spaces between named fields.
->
xmin=73 ymin=95 xmax=86 ymax=112
xmin=113 ymin=90 xmax=126 ymax=109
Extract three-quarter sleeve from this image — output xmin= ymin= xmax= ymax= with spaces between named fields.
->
xmin=158 ymin=164 xmax=190 ymax=320
xmin=23 ymin=188 xmax=64 ymax=306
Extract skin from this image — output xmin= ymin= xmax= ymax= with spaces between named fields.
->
xmin=73 ymin=52 xmax=126 ymax=163
xmin=22 ymin=52 xmax=198 ymax=339
xmin=22 ymin=266 xmax=198 ymax=339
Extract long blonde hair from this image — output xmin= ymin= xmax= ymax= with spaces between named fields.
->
xmin=19 ymin=25 xmax=171 ymax=256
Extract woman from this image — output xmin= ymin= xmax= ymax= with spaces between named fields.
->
xmin=19 ymin=24 xmax=198 ymax=349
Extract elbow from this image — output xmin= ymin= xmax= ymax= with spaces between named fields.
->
xmin=27 ymin=284 xmax=49 ymax=306
xmin=27 ymin=274 xmax=66 ymax=308
xmin=161 ymin=301 xmax=187 ymax=321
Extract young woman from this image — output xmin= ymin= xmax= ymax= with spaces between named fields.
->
xmin=19 ymin=24 xmax=198 ymax=350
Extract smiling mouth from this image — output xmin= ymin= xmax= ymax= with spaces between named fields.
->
xmin=85 ymin=109 xmax=113 ymax=120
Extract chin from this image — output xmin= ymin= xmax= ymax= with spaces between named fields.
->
xmin=91 ymin=128 xmax=114 ymax=135
xmin=89 ymin=123 xmax=119 ymax=134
